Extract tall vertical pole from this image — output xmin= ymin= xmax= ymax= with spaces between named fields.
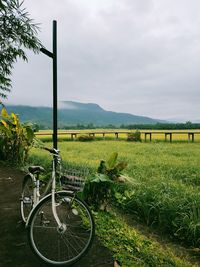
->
xmin=53 ymin=20 xmax=57 ymax=149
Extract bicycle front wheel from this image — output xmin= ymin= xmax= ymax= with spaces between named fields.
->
xmin=27 ymin=192 xmax=95 ymax=266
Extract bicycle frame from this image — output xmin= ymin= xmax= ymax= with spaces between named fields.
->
xmin=26 ymin=150 xmax=64 ymax=230
xmin=51 ymin=155 xmax=63 ymax=229
xmin=28 ymin=173 xmax=40 ymax=208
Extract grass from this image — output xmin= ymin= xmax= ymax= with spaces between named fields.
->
xmin=95 ymin=210 xmax=197 ymax=267
xmin=28 ymin=140 xmax=200 ymax=264
xmin=30 ymin=141 xmax=200 ymax=186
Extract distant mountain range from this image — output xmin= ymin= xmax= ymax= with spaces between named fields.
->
xmin=6 ymin=101 xmax=165 ymax=127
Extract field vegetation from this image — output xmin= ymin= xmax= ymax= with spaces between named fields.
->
xmin=29 ymin=138 xmax=200 ymax=266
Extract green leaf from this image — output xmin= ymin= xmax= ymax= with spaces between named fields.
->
xmin=91 ymin=173 xmax=111 ymax=183
xmin=1 ymin=107 xmax=9 ymax=118
xmin=11 ymin=112 xmax=18 ymax=125
xmin=25 ymin=126 xmax=34 ymax=142
xmin=1 ymin=119 xmax=9 ymax=129
xmin=106 ymin=152 xmax=118 ymax=169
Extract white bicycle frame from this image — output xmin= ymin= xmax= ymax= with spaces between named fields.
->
xmin=26 ymin=151 xmax=63 ymax=230
xmin=51 ymin=156 xmax=63 ymax=229
xmin=30 ymin=173 xmax=40 ymax=208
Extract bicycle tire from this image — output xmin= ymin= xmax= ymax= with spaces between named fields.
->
xmin=27 ymin=191 xmax=95 ymax=266
xmin=20 ymin=175 xmax=34 ymax=223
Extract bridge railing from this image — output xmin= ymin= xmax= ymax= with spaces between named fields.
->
xmin=35 ymin=130 xmax=200 ymax=142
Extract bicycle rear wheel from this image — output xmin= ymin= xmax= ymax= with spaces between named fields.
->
xmin=20 ymin=175 xmax=34 ymax=223
xmin=27 ymin=192 xmax=95 ymax=266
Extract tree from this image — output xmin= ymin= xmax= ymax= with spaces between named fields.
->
xmin=0 ymin=0 xmax=42 ymax=101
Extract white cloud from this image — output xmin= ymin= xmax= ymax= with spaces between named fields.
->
xmin=5 ymin=0 xmax=200 ymax=121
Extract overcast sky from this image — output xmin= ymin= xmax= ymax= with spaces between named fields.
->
xmin=5 ymin=0 xmax=200 ymax=121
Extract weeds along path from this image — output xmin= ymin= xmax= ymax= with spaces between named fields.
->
xmin=94 ymin=209 xmax=199 ymax=267
xmin=0 ymin=166 xmax=113 ymax=267
xmin=111 ymin=208 xmax=200 ymax=267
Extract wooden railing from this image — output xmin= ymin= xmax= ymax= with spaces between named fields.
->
xmin=35 ymin=130 xmax=200 ymax=142
xmin=142 ymin=131 xmax=199 ymax=142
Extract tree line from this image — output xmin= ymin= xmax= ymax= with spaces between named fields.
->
xmin=36 ymin=121 xmax=200 ymax=131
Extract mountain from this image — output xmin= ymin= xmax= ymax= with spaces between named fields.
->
xmin=5 ymin=101 xmax=164 ymax=128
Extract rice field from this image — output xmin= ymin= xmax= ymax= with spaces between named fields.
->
xmin=35 ymin=129 xmax=200 ymax=142
xmin=30 ymin=139 xmax=200 ymax=249
xmin=28 ymin=136 xmax=200 ymax=265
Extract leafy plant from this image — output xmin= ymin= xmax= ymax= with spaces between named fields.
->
xmin=83 ymin=152 xmax=127 ymax=210
xmin=0 ymin=107 xmax=35 ymax=164
xmin=127 ymin=130 xmax=141 ymax=142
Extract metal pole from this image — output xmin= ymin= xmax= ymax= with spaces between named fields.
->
xmin=40 ymin=20 xmax=58 ymax=149
xmin=53 ymin=20 xmax=57 ymax=149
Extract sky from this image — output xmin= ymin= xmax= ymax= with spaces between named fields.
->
xmin=5 ymin=0 xmax=200 ymax=122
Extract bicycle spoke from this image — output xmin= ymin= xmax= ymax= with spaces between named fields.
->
xmin=32 ymin=226 xmax=57 ymax=229
xmin=61 ymin=234 xmax=80 ymax=255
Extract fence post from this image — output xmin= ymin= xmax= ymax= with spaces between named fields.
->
xmin=188 ymin=133 xmax=194 ymax=142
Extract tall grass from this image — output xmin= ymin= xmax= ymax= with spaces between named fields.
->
xmin=29 ymin=141 xmax=200 ymax=247
xmin=95 ymin=211 xmax=195 ymax=267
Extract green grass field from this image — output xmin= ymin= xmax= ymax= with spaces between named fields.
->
xmin=29 ymin=139 xmax=200 ymax=266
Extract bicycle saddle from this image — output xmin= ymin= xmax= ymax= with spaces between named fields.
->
xmin=28 ymin=166 xmax=45 ymax=174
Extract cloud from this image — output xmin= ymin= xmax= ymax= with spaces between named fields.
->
xmin=5 ymin=0 xmax=200 ymax=121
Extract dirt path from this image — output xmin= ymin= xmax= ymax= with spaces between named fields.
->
xmin=0 ymin=166 xmax=113 ymax=267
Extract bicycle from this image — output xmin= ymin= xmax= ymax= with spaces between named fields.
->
xmin=20 ymin=147 xmax=95 ymax=266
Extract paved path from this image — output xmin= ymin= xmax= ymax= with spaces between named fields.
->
xmin=0 ymin=167 xmax=113 ymax=267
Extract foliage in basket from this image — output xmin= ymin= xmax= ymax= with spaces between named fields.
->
xmin=83 ymin=152 xmax=128 ymax=210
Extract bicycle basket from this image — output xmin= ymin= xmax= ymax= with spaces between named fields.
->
xmin=60 ymin=169 xmax=87 ymax=192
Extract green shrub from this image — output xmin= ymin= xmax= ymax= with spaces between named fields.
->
xmin=127 ymin=130 xmax=141 ymax=142
xmin=83 ymin=152 xmax=127 ymax=210
xmin=77 ymin=134 xmax=94 ymax=142
xmin=0 ymin=107 xmax=35 ymax=165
